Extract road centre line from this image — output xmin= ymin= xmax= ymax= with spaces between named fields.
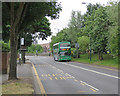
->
xmin=38 ymin=60 xmax=99 ymax=92
xmin=60 ymin=62 xmax=120 ymax=79
xmin=32 ymin=63 xmax=47 ymax=95
xmin=80 ymin=81 xmax=99 ymax=91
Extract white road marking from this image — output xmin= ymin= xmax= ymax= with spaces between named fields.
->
xmin=59 ymin=62 xmax=120 ymax=79
xmin=80 ymin=81 xmax=99 ymax=91
xmin=31 ymin=59 xmax=99 ymax=92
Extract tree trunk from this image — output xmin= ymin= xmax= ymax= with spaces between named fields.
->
xmin=9 ymin=28 xmax=18 ymax=80
xmin=98 ymin=52 xmax=103 ymax=60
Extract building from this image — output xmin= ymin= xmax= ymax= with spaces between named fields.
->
xmin=40 ymin=43 xmax=50 ymax=53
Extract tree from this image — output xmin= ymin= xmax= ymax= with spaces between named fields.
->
xmin=50 ymin=28 xmax=69 ymax=50
xmin=106 ymin=2 xmax=118 ymax=58
xmin=2 ymin=2 xmax=62 ymax=80
xmin=67 ymin=11 xmax=83 ymax=47
xmin=27 ymin=44 xmax=43 ymax=53
xmin=88 ymin=7 xmax=111 ymax=60
xmin=77 ymin=36 xmax=89 ymax=53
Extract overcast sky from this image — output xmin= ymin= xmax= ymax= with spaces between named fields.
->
xmin=38 ymin=0 xmax=113 ymax=44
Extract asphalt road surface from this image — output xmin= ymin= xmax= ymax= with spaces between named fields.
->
xmin=26 ymin=56 xmax=119 ymax=94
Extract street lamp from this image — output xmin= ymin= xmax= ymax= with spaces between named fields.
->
xmin=82 ymin=2 xmax=92 ymax=61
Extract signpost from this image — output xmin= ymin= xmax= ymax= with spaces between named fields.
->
xmin=19 ymin=38 xmax=27 ymax=64
xmin=75 ymin=43 xmax=79 ymax=58
xmin=21 ymin=38 xmax=24 ymax=45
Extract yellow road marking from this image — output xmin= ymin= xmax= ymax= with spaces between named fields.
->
xmin=67 ymin=76 xmax=72 ymax=79
xmin=53 ymin=74 xmax=55 ymax=76
xmin=49 ymin=77 xmax=52 ymax=80
xmin=32 ymin=64 xmax=47 ymax=95
xmin=74 ymin=79 xmax=78 ymax=82
xmin=62 ymin=77 xmax=66 ymax=80
xmin=55 ymin=77 xmax=58 ymax=80
xmin=81 ymin=83 xmax=85 ymax=86
xmin=90 ymin=88 xmax=97 ymax=92
xmin=48 ymin=74 xmax=50 ymax=76
xmin=68 ymin=76 xmax=72 ymax=78
xmin=60 ymin=77 xmax=63 ymax=80
xmin=55 ymin=74 xmax=58 ymax=76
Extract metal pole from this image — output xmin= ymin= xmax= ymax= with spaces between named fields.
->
xmin=90 ymin=36 xmax=91 ymax=61
xmin=90 ymin=4 xmax=92 ymax=61
xmin=19 ymin=37 xmax=21 ymax=65
xmin=82 ymin=2 xmax=92 ymax=61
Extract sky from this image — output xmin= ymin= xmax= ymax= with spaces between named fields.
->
xmin=38 ymin=0 xmax=113 ymax=44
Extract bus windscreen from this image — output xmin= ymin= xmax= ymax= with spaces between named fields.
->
xmin=60 ymin=43 xmax=70 ymax=47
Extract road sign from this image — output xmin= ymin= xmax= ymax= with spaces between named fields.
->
xmin=75 ymin=43 xmax=79 ymax=48
xmin=21 ymin=38 xmax=24 ymax=45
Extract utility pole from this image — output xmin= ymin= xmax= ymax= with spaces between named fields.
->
xmin=75 ymin=43 xmax=79 ymax=58
xmin=19 ymin=37 xmax=21 ymax=65
xmin=82 ymin=2 xmax=92 ymax=61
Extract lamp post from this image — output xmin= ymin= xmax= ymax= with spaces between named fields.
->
xmin=82 ymin=2 xmax=92 ymax=61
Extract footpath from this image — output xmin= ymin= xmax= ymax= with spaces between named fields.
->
xmin=1 ymin=59 xmax=34 ymax=95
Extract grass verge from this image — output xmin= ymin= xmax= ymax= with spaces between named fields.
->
xmin=71 ymin=53 xmax=118 ymax=69
xmin=2 ymin=78 xmax=34 ymax=94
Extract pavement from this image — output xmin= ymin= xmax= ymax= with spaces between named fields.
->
xmin=1 ymin=59 xmax=34 ymax=87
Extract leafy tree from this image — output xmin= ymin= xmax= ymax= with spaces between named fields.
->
xmin=2 ymin=2 xmax=62 ymax=80
xmin=106 ymin=2 xmax=118 ymax=58
xmin=67 ymin=11 xmax=83 ymax=47
xmin=50 ymin=28 xmax=69 ymax=50
xmin=82 ymin=3 xmax=102 ymax=36
xmin=0 ymin=41 xmax=10 ymax=52
xmin=27 ymin=44 xmax=43 ymax=53
xmin=89 ymin=7 xmax=111 ymax=60
xmin=77 ymin=36 xmax=89 ymax=53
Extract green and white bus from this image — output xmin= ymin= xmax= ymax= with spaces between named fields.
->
xmin=53 ymin=42 xmax=71 ymax=61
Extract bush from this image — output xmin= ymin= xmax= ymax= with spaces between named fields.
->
xmin=0 ymin=41 xmax=10 ymax=52
xmin=27 ymin=44 xmax=43 ymax=53
xmin=78 ymin=36 xmax=89 ymax=53
xmin=71 ymin=48 xmax=80 ymax=58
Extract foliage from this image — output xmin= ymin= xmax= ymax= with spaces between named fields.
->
xmin=77 ymin=36 xmax=89 ymax=53
xmin=2 ymin=2 xmax=62 ymax=42
xmin=72 ymin=53 xmax=118 ymax=68
xmin=106 ymin=2 xmax=118 ymax=58
xmin=27 ymin=44 xmax=43 ymax=53
xmin=2 ymin=2 xmax=62 ymax=79
xmin=50 ymin=1 xmax=119 ymax=60
xmin=67 ymin=11 xmax=83 ymax=47
xmin=50 ymin=28 xmax=69 ymax=50
xmin=0 ymin=41 xmax=10 ymax=52
xmin=83 ymin=6 xmax=112 ymax=60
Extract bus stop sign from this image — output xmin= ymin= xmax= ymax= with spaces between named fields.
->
xmin=75 ymin=43 xmax=79 ymax=48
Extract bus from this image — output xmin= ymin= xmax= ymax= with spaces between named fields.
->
xmin=53 ymin=42 xmax=71 ymax=61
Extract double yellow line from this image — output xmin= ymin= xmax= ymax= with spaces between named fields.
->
xmin=32 ymin=63 xmax=47 ymax=96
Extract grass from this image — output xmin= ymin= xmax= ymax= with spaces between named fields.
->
xmin=2 ymin=79 xmax=34 ymax=94
xmin=72 ymin=53 xmax=118 ymax=68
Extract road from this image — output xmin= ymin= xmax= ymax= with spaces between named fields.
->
xmin=26 ymin=56 xmax=119 ymax=94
